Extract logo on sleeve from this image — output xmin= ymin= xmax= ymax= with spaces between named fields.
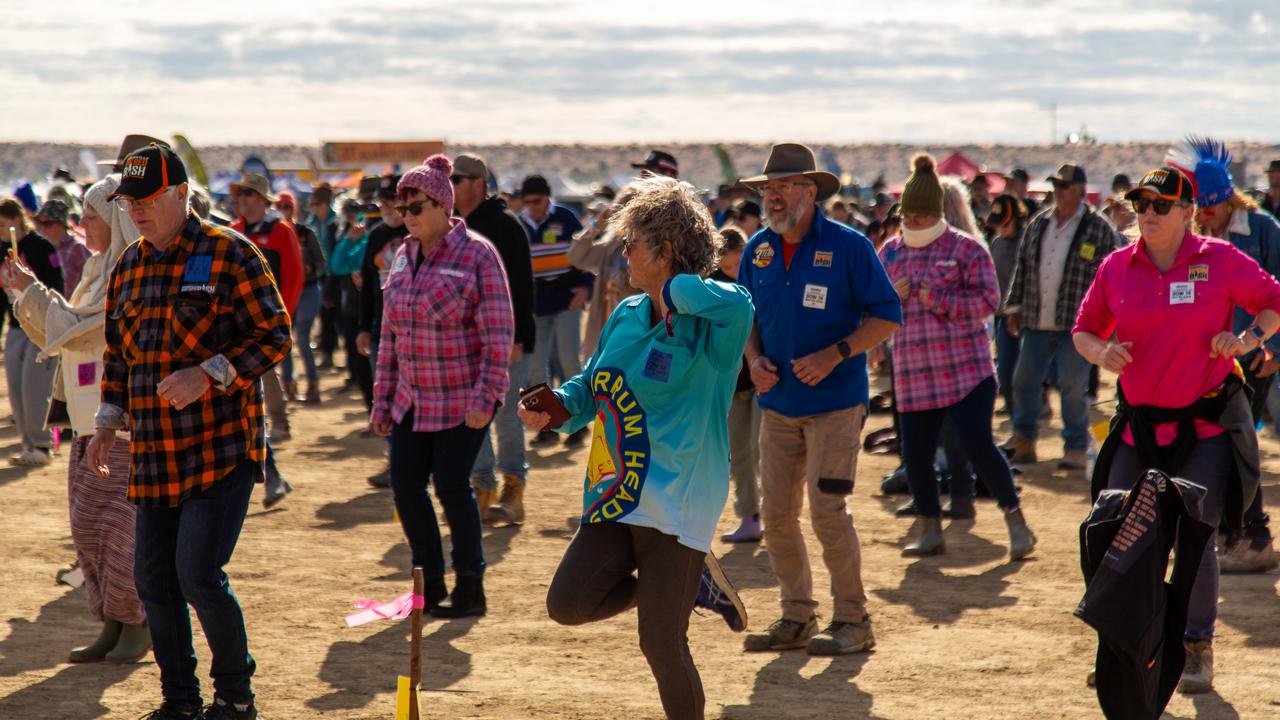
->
xmin=583 ymin=368 xmax=652 ymax=524
xmin=1188 ymin=264 xmax=1209 ymax=282
xmin=752 ymin=243 xmax=775 ymax=268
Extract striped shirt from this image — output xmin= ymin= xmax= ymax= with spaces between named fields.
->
xmin=879 ymin=227 xmax=1000 ymax=412
xmin=520 ymin=204 xmax=583 ymax=280
xmin=371 ymin=218 xmax=515 ymax=433
xmin=97 ymin=214 xmax=293 ymax=506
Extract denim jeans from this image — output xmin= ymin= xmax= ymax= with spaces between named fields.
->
xmin=901 ymin=377 xmax=1020 ymax=517
xmin=1011 ymin=329 xmax=1091 ymax=451
xmin=472 ymin=354 xmax=531 ymax=491
xmin=1106 ymin=434 xmax=1231 ymax=641
xmin=4 ymin=325 xmax=56 ymax=451
xmin=282 ymin=282 xmax=322 ymax=385
xmin=134 ymin=459 xmax=258 ymax=710
xmin=528 ymin=309 xmax=583 ymax=387
xmin=390 ymin=409 xmax=490 ymax=577
xmin=993 ymin=316 xmax=1020 ymax=413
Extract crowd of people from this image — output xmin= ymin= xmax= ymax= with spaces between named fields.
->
xmin=3 ymin=132 xmax=1280 ymax=719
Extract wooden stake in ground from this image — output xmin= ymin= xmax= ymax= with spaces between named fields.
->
xmin=409 ymin=566 xmax=424 ymax=720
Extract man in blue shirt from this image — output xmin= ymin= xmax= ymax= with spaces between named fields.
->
xmin=518 ymin=174 xmax=591 ymax=448
xmin=736 ymin=143 xmax=902 ymax=656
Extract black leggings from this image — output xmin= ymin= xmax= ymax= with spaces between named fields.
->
xmin=341 ymin=314 xmax=373 ymax=410
xmin=547 ymin=522 xmax=706 ymax=720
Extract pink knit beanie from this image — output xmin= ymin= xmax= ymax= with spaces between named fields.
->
xmin=397 ymin=154 xmax=455 ymax=211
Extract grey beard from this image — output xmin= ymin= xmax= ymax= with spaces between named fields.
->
xmin=768 ymin=203 xmax=806 ymax=234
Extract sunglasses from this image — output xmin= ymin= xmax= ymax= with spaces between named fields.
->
xmin=394 ymin=198 xmax=442 ymax=217
xmin=449 ymin=175 xmax=476 ymax=184
xmin=1130 ymin=197 xmax=1187 ymax=216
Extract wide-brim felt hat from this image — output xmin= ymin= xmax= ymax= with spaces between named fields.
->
xmin=229 ymin=173 xmax=278 ymax=202
xmin=740 ymin=143 xmax=841 ymax=202
xmin=98 ymin=134 xmax=167 ymax=170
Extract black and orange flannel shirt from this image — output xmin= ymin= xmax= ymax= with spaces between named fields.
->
xmin=97 ymin=213 xmax=292 ymax=506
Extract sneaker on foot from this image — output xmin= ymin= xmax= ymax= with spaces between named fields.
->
xmin=1178 ymin=640 xmax=1214 ymax=694
xmin=12 ymin=448 xmax=52 ymax=466
xmin=695 ymin=552 xmax=747 ymax=632
xmin=1218 ymin=537 xmax=1279 ymax=574
xmin=1058 ymin=449 xmax=1088 ymax=471
xmin=806 ymin=618 xmax=876 ymax=656
xmin=138 ymin=703 xmax=200 ymax=720
xmin=201 ymin=697 xmax=259 ymax=720
xmin=263 ymin=476 xmax=293 ymax=509
xmin=743 ymin=615 xmax=817 ymax=652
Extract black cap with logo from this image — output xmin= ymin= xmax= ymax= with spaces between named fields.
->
xmin=1123 ymin=166 xmax=1194 ymax=203
xmin=107 ymin=144 xmax=188 ymax=201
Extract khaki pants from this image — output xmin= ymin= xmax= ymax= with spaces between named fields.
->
xmin=261 ymin=366 xmax=289 ymax=432
xmin=759 ymin=404 xmax=867 ymax=624
xmin=728 ymin=389 xmax=761 ymax=518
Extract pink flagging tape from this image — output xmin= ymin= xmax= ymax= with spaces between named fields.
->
xmin=345 ymin=593 xmax=427 ymax=627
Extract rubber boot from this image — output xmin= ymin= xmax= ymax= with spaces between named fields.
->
xmin=1005 ymin=507 xmax=1037 ymax=561
xmin=68 ymin=619 xmax=122 ymax=663
xmin=489 ymin=475 xmax=526 ymax=527
xmin=902 ymin=516 xmax=945 ymax=557
xmin=431 ymin=575 xmax=486 ymax=618
xmin=474 ymin=485 xmax=498 ymax=526
xmin=105 ymin=622 xmax=152 ymax=663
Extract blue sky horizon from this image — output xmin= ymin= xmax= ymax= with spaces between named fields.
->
xmin=4 ymin=0 xmax=1276 ymax=146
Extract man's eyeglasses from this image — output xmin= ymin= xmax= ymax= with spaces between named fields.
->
xmin=394 ymin=198 xmax=442 ymax=217
xmin=1130 ymin=197 xmax=1188 ymax=216
xmin=756 ymin=180 xmax=815 ymax=197
xmin=115 ymin=187 xmax=174 ymax=212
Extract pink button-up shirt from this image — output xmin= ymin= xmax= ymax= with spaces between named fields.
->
xmin=1073 ymin=232 xmax=1280 ymax=444
xmin=878 ymin=227 xmax=1000 ymax=412
xmin=371 ymin=218 xmax=515 ymax=433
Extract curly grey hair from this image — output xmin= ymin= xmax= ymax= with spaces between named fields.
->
xmin=610 ymin=176 xmax=722 ymax=277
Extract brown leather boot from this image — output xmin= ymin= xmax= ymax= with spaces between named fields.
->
xmin=1006 ymin=436 xmax=1038 ymax=464
xmin=473 ymin=485 xmax=498 ymax=525
xmin=489 ymin=474 xmax=526 ymax=527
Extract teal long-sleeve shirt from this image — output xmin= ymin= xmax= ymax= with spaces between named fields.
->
xmin=553 ymin=274 xmax=754 ymax=552
xmin=329 ymin=234 xmax=367 ymax=276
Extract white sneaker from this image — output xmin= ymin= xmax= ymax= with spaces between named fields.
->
xmin=12 ymin=449 xmax=52 ymax=466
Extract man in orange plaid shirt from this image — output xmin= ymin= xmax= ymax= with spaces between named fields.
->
xmin=87 ymin=144 xmax=292 ymax=720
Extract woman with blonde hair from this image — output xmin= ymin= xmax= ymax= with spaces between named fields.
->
xmin=5 ymin=175 xmax=150 ymax=662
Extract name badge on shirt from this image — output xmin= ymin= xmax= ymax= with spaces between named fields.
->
xmin=1079 ymin=243 xmax=1097 ymax=261
xmin=181 ymin=255 xmax=215 ymax=292
xmin=541 ymin=229 xmax=559 ymax=244
xmin=391 ymin=253 xmax=409 ymax=274
xmin=439 ymin=268 xmax=467 ymax=279
xmin=813 ymin=251 xmax=833 ymax=268
xmin=1189 ymin=264 xmax=1209 ymax=282
xmin=803 ymin=284 xmax=828 ymax=310
xmin=643 ymin=348 xmax=673 ymax=382
xmin=1170 ymin=282 xmax=1195 ymax=304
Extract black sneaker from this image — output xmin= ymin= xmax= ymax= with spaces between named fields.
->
xmin=137 ymin=704 xmax=199 ymax=720
xmin=201 ymin=697 xmax=258 ymax=720
xmin=693 ymin=552 xmax=747 ymax=632
xmin=530 ymin=430 xmax=559 ymax=448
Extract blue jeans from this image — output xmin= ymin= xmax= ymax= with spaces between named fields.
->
xmin=1012 ymin=329 xmax=1090 ymax=451
xmin=472 ymin=354 xmax=531 ymax=491
xmin=993 ymin=316 xmax=1020 ymax=413
xmin=282 ymin=282 xmax=322 ymax=385
xmin=134 ymin=459 xmax=258 ymax=710
xmin=529 ymin=310 xmax=582 ymax=387
xmin=1106 ymin=434 xmax=1230 ymax=641
xmin=901 ymin=377 xmax=1019 ymax=517
xmin=390 ymin=409 xmax=490 ymax=577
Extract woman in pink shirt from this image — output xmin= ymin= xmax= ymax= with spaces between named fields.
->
xmin=879 ymin=155 xmax=1036 ymax=560
xmin=1072 ymin=166 xmax=1280 ymax=694
xmin=370 ymin=155 xmax=515 ymax=619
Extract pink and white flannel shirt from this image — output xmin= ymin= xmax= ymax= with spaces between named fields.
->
xmin=1073 ymin=232 xmax=1280 ymax=445
xmin=371 ymin=218 xmax=515 ymax=433
xmin=878 ymin=227 xmax=1000 ymax=412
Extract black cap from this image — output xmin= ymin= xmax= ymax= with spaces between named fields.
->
xmin=1005 ymin=168 xmax=1029 ymax=182
xmin=630 ymin=149 xmax=679 ymax=177
xmin=376 ymin=174 xmax=401 ymax=200
xmin=1046 ymin=163 xmax=1087 ymax=186
xmin=1267 ymin=160 xmax=1280 ymax=174
xmin=107 ymin=144 xmax=188 ymax=201
xmin=986 ymin=194 xmax=1026 ymax=227
xmin=1123 ymin=166 xmax=1194 ymax=203
xmin=1111 ymin=173 xmax=1132 ymax=189
xmin=732 ymin=198 xmax=761 ymax=218
xmin=520 ymin=174 xmax=552 ymax=198
xmin=969 ymin=173 xmax=990 ymax=187
xmin=873 ymin=192 xmax=894 ymax=207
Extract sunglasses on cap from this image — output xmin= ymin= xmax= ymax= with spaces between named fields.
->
xmin=1130 ymin=197 xmax=1188 ymax=216
xmin=394 ymin=197 xmax=442 ymax=217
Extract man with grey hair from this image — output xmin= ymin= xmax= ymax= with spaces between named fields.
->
xmin=87 ymin=144 xmax=292 ymax=720
xmin=736 ymin=143 xmax=902 ymax=656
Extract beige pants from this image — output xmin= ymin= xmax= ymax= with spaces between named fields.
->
xmin=261 ymin=366 xmax=289 ymax=431
xmin=759 ymin=404 xmax=867 ymax=624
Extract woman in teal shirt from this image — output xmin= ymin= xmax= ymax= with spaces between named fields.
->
xmin=520 ymin=177 xmax=754 ymax=720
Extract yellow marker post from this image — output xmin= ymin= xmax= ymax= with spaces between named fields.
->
xmin=394 ymin=676 xmax=412 ymax=720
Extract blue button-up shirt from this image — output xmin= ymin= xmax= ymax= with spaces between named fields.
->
xmin=737 ymin=208 xmax=902 ymax=418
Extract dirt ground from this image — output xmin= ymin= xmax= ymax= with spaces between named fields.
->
xmin=1 ymin=366 xmax=1277 ymax=720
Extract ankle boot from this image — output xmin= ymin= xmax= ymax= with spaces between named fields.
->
xmin=69 ymin=619 xmax=122 ymax=663
xmin=489 ymin=474 xmax=526 ymax=527
xmin=902 ymin=517 xmax=945 ymax=557
xmin=424 ymin=576 xmax=448 ymax=614
xmin=105 ymin=621 xmax=152 ymax=663
xmin=473 ymin=485 xmax=498 ymax=525
xmin=943 ymin=495 xmax=976 ymax=519
xmin=303 ymin=383 xmax=321 ymax=405
xmin=282 ymin=379 xmax=299 ymax=402
xmin=1005 ymin=507 xmax=1037 ymax=561
xmin=431 ymin=575 xmax=486 ymax=618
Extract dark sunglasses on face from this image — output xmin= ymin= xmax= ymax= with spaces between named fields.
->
xmin=449 ymin=175 xmax=474 ymax=184
xmin=394 ymin=198 xmax=442 ymax=217
xmin=1130 ymin=197 xmax=1186 ymax=216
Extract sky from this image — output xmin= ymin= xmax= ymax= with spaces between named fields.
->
xmin=2 ymin=0 xmax=1276 ymax=146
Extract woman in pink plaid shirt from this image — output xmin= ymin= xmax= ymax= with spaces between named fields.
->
xmin=878 ymin=155 xmax=1037 ymax=560
xmin=370 ymin=155 xmax=515 ymax=618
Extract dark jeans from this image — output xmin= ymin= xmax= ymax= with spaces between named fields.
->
xmin=993 ymin=316 xmax=1020 ymax=412
xmin=901 ymin=377 xmax=1019 ymax=517
xmin=389 ymin=410 xmax=489 ymax=578
xmin=319 ymin=276 xmax=341 ymax=359
xmin=1106 ymin=435 xmax=1231 ymax=641
xmin=134 ymin=459 xmax=258 ymax=710
xmin=341 ymin=314 xmax=373 ymax=411
xmin=1232 ymin=359 xmax=1272 ymax=547
xmin=546 ymin=522 xmax=706 ymax=720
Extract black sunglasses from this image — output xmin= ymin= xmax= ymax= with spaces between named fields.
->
xmin=394 ymin=198 xmax=442 ymax=217
xmin=449 ymin=175 xmax=475 ymax=184
xmin=1130 ymin=197 xmax=1186 ymax=216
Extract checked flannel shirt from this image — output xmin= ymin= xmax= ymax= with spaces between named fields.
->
xmin=96 ymin=213 xmax=293 ymax=506
xmin=1004 ymin=205 xmax=1123 ymax=331
xmin=371 ymin=218 xmax=514 ymax=433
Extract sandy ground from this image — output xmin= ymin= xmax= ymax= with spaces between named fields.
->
xmin=0 ymin=365 xmax=1277 ymax=720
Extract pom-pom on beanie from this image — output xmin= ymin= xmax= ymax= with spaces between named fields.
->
xmin=397 ymin=154 xmax=455 ymax=211
xmin=900 ymin=154 xmax=945 ymax=217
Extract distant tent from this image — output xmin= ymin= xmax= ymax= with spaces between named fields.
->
xmin=936 ymin=152 xmax=982 ymax=180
